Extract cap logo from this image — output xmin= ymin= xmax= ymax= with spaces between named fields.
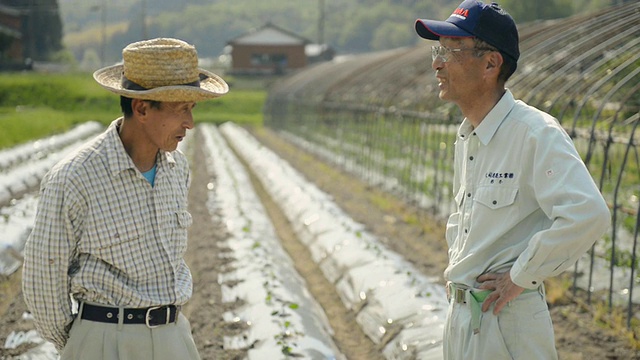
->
xmin=452 ymin=7 xmax=470 ymax=20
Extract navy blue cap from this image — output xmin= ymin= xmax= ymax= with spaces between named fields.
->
xmin=415 ymin=0 xmax=519 ymax=62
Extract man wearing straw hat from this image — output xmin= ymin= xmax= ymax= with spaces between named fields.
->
xmin=415 ymin=1 xmax=610 ymax=359
xmin=23 ymin=38 xmax=228 ymax=359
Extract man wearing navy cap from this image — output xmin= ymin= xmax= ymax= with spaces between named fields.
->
xmin=415 ymin=1 xmax=610 ymax=359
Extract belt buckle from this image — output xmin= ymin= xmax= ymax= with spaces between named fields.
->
xmin=145 ymin=306 xmax=169 ymax=328
xmin=455 ymin=288 xmax=466 ymax=304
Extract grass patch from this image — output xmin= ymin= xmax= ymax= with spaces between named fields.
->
xmin=545 ymin=274 xmax=574 ymax=305
xmin=547 ymin=274 xmax=640 ymax=351
xmin=592 ymin=300 xmax=640 ymax=350
xmin=0 ymin=72 xmax=267 ymax=149
xmin=0 ymin=107 xmax=86 ymax=148
xmin=194 ymin=88 xmax=266 ymax=126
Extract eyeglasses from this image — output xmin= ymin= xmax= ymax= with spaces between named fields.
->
xmin=431 ymin=45 xmax=496 ymax=63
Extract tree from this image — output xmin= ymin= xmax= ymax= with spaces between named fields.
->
xmin=499 ymin=0 xmax=574 ymax=23
xmin=0 ymin=0 xmax=63 ymax=61
xmin=337 ymin=3 xmax=416 ymax=53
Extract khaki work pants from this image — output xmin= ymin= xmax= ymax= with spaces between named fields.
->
xmin=60 ymin=312 xmax=200 ymax=360
xmin=443 ymin=287 xmax=558 ymax=360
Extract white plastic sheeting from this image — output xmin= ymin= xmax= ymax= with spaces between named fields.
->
xmin=0 ymin=122 xmax=102 ymax=205
xmin=0 ymin=122 xmax=103 ymax=358
xmin=0 ymin=122 xmax=103 ymax=275
xmin=220 ymin=122 xmax=448 ymax=359
xmin=4 ymin=328 xmax=57 ymax=360
xmin=200 ymin=124 xmax=343 ymax=360
xmin=1 ymin=121 xmax=448 ymax=359
xmin=0 ymin=194 xmax=37 ymax=275
xmin=0 ymin=121 xmax=102 ymax=172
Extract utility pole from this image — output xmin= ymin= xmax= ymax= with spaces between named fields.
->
xmin=318 ymin=0 xmax=325 ymax=45
xmin=28 ymin=0 xmax=36 ymax=60
xmin=100 ymin=0 xmax=106 ymax=67
xmin=141 ymin=0 xmax=148 ymax=39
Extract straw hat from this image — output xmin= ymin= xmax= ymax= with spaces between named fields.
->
xmin=93 ymin=38 xmax=228 ymax=102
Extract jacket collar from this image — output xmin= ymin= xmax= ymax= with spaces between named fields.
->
xmin=458 ymin=89 xmax=516 ymax=145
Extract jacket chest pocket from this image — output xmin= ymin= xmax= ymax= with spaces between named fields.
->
xmin=474 ymin=186 xmax=518 ymax=210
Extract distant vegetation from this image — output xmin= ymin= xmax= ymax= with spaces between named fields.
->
xmin=0 ymin=72 xmax=266 ymax=149
xmin=58 ymin=0 xmax=621 ymax=68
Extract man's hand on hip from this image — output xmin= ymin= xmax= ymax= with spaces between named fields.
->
xmin=477 ymin=271 xmax=524 ymax=315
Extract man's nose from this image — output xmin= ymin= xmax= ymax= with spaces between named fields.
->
xmin=184 ymin=113 xmax=194 ymax=129
xmin=432 ymin=56 xmax=445 ymax=71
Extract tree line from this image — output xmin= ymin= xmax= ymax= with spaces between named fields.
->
xmin=1 ymin=0 xmax=625 ymax=64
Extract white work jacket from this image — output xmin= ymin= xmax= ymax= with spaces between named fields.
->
xmin=445 ymin=90 xmax=610 ymax=289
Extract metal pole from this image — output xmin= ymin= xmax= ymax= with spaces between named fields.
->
xmin=142 ymin=0 xmax=148 ymax=39
xmin=100 ymin=0 xmax=106 ymax=67
xmin=318 ymin=0 xmax=325 ymax=45
xmin=28 ymin=0 xmax=36 ymax=60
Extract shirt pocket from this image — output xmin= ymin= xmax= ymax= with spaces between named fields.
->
xmin=172 ymin=210 xmax=192 ymax=256
xmin=175 ymin=210 xmax=193 ymax=228
xmin=474 ymin=186 xmax=518 ymax=210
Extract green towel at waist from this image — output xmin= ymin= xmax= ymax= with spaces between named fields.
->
xmin=448 ymin=282 xmax=537 ymax=335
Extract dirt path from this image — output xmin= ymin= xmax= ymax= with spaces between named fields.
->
xmin=242 ymin=151 xmax=384 ymax=360
xmin=183 ymin=134 xmax=246 ymax=360
xmin=1 ymin=125 xmax=639 ymax=359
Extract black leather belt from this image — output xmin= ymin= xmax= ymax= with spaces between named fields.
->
xmin=80 ymin=303 xmax=180 ymax=328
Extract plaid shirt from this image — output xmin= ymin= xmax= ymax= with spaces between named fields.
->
xmin=22 ymin=119 xmax=193 ymax=350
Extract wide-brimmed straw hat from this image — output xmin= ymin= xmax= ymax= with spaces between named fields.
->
xmin=93 ymin=38 xmax=228 ymax=102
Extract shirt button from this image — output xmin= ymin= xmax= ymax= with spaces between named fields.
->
xmin=467 ymin=193 xmax=471 ymax=197
xmin=492 ymin=200 xmax=497 ymax=205
xmin=532 ymin=281 xmax=538 ymax=285
xmin=469 ymin=156 xmax=474 ymax=161
xmin=464 ymin=229 xmax=468 ymax=233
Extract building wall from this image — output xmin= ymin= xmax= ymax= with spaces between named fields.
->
xmin=0 ymin=8 xmax=24 ymax=62
xmin=231 ymin=44 xmax=307 ymax=74
xmin=0 ymin=11 xmax=20 ymax=30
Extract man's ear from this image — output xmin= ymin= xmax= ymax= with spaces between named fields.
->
xmin=131 ymin=98 xmax=149 ymax=119
xmin=485 ymin=51 xmax=503 ymax=78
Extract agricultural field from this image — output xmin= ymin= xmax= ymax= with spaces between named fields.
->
xmin=0 ymin=72 xmax=638 ymax=359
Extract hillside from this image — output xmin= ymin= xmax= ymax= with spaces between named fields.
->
xmin=58 ymin=0 xmax=615 ymax=67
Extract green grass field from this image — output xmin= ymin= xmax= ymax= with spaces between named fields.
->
xmin=0 ymin=72 xmax=266 ymax=149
